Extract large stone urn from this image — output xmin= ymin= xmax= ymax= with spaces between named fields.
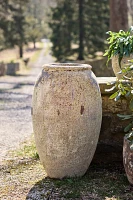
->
xmin=112 ymin=55 xmax=133 ymax=79
xmin=32 ymin=63 xmax=102 ymax=178
xmin=123 ymin=137 xmax=133 ymax=185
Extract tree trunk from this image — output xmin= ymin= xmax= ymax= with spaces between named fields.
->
xmin=33 ymin=41 xmax=36 ymax=49
xmin=128 ymin=0 xmax=133 ymax=25
xmin=78 ymin=0 xmax=84 ymax=60
xmin=109 ymin=0 xmax=128 ymax=31
xmin=19 ymin=45 xmax=23 ymax=58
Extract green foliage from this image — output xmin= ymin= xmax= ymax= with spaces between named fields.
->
xmin=49 ymin=0 xmax=109 ymax=61
xmin=0 ymin=0 xmax=29 ymax=57
xmin=0 ymin=0 xmax=48 ymax=55
xmin=25 ymin=0 xmax=50 ymax=48
xmin=107 ymin=59 xmax=133 ymax=149
xmin=84 ymin=0 xmax=109 ymax=55
xmin=11 ymin=135 xmax=39 ymax=160
xmin=104 ymin=27 xmax=133 ymax=66
xmin=25 ymin=16 xmax=42 ymax=48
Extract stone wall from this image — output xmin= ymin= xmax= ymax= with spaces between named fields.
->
xmin=77 ymin=58 xmax=115 ymax=77
xmin=93 ymin=77 xmax=130 ymax=164
xmin=86 ymin=58 xmax=115 ymax=77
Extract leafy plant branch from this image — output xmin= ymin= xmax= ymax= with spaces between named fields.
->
xmin=104 ymin=26 xmax=133 ymax=67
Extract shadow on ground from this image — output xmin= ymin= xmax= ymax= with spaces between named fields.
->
xmin=26 ymin=163 xmax=133 ymax=200
xmin=0 ymin=82 xmax=33 ymax=110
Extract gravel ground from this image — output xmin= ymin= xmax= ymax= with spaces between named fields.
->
xmin=0 ymin=42 xmax=54 ymax=162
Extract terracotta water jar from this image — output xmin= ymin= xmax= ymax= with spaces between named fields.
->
xmin=32 ymin=63 xmax=102 ymax=178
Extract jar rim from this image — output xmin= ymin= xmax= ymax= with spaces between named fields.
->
xmin=43 ymin=63 xmax=92 ymax=71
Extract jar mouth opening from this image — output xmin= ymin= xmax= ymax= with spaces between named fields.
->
xmin=43 ymin=63 xmax=92 ymax=71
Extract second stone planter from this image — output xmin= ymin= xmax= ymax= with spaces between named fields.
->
xmin=6 ymin=63 xmax=20 ymax=75
xmin=32 ymin=63 xmax=102 ymax=178
xmin=112 ymin=55 xmax=133 ymax=79
xmin=123 ymin=136 xmax=133 ymax=185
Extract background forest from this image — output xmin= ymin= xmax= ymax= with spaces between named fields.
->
xmin=0 ymin=0 xmax=132 ymax=61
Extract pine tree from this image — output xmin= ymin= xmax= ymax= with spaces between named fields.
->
xmin=84 ymin=0 xmax=109 ymax=55
xmin=0 ymin=0 xmax=29 ymax=57
xmin=49 ymin=0 xmax=77 ymax=61
xmin=12 ymin=1 xmax=27 ymax=58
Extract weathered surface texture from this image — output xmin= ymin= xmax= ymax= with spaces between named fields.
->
xmin=93 ymin=77 xmax=129 ymax=164
xmin=123 ymin=137 xmax=133 ymax=185
xmin=32 ymin=64 xmax=102 ymax=178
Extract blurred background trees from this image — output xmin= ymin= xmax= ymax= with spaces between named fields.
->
xmin=25 ymin=0 xmax=53 ymax=50
xmin=0 ymin=0 xmax=132 ymax=61
xmin=0 ymin=0 xmax=29 ymax=58
xmin=50 ymin=0 xmax=109 ymax=61
xmin=0 ymin=0 xmax=52 ymax=58
xmin=49 ymin=0 xmax=77 ymax=61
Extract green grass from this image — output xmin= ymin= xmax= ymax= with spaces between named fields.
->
xmin=30 ymin=48 xmax=42 ymax=63
xmin=50 ymin=169 xmax=129 ymax=199
xmin=30 ymin=42 xmax=43 ymax=63
xmin=9 ymin=135 xmax=39 ymax=160
xmin=43 ymin=42 xmax=51 ymax=56
xmin=1 ymin=136 xmax=133 ymax=200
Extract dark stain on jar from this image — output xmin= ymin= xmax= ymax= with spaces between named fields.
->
xmin=80 ymin=105 xmax=84 ymax=115
xmin=57 ymin=110 xmax=60 ymax=116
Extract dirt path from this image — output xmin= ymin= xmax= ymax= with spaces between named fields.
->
xmin=0 ymin=42 xmax=54 ymax=162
